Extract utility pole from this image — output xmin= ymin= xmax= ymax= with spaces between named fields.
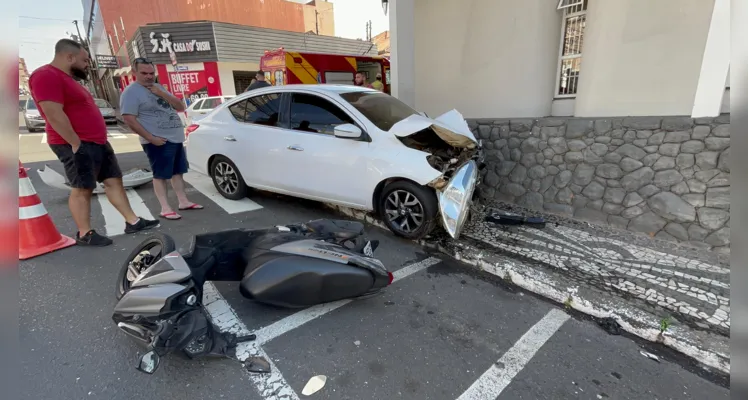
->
xmin=73 ymin=19 xmax=104 ymax=99
xmin=315 ymin=10 xmax=319 ymax=35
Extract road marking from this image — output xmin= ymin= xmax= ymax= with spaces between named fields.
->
xmin=202 ymin=256 xmax=441 ymax=399
xmin=203 ymin=283 xmax=300 ymax=400
xmin=456 ymin=308 xmax=570 ymax=400
xmin=183 ymin=171 xmax=263 ymax=214
xmin=96 ymin=188 xmax=155 ymax=236
xmin=253 ymin=256 xmax=442 ymax=344
xmin=107 ymin=132 xmax=129 ymax=140
xmin=40 ymin=132 xmax=47 ymax=144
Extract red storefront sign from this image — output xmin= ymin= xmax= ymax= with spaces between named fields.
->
xmin=167 ymin=70 xmax=208 ymax=103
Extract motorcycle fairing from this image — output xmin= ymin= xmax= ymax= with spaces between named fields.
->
xmin=113 ymin=283 xmax=192 ymax=316
xmin=131 ymin=251 xmax=192 ymax=289
xmin=269 ymin=239 xmax=388 ymax=276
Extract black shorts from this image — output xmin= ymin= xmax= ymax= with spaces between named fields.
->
xmin=49 ymin=141 xmax=123 ymax=190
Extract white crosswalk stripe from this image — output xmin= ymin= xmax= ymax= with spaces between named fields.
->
xmin=90 ymin=172 xmax=264 ymax=235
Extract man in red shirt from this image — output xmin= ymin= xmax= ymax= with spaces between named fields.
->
xmin=29 ymin=39 xmax=159 ymax=246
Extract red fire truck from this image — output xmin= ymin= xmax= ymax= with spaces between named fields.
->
xmin=259 ymin=48 xmax=390 ymax=93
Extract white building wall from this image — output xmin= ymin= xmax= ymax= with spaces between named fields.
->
xmin=410 ymin=0 xmax=561 ymax=119
xmin=574 ymin=0 xmax=716 ymax=117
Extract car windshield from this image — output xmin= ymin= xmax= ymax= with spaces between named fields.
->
xmin=26 ymin=100 xmax=37 ymax=110
xmin=338 ymin=91 xmax=418 ymax=132
xmin=94 ymin=99 xmax=112 ymax=108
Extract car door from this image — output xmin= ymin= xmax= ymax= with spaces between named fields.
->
xmin=222 ymin=92 xmax=286 ymax=189
xmin=266 ymin=91 xmax=372 ymax=206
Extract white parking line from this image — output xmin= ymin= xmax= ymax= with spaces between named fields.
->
xmin=96 ymin=189 xmax=156 ymax=236
xmin=456 ymin=308 xmax=570 ymax=400
xmin=253 ymin=256 xmax=442 ymax=344
xmin=202 ymin=256 xmax=442 ymax=399
xmin=41 ymin=132 xmax=47 ymax=144
xmin=183 ymin=171 xmax=263 ymax=214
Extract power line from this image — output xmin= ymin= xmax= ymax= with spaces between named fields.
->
xmin=19 ymin=16 xmax=76 ymax=22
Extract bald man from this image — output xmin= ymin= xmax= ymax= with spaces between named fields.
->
xmin=29 ymin=38 xmax=159 ymax=246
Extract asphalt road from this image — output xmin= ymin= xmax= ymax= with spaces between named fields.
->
xmin=18 ymin=147 xmax=729 ymax=399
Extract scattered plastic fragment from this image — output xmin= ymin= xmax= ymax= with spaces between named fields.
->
xmin=302 ymin=375 xmax=327 ymax=396
xmin=484 ymin=208 xmax=546 ymax=229
xmin=245 ymin=357 xmax=271 ymax=373
xmin=354 ymin=340 xmax=361 ymax=346
xmin=640 ymin=351 xmax=660 ymax=362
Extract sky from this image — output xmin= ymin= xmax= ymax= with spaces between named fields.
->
xmin=19 ymin=0 xmax=390 ymax=74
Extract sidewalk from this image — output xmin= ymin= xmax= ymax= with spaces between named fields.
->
xmin=326 ymin=201 xmax=731 ymax=375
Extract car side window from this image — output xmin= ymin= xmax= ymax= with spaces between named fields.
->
xmin=227 ymin=94 xmax=281 ymax=127
xmin=191 ymin=99 xmax=204 ymax=110
xmin=202 ymin=98 xmax=221 ymax=109
xmin=288 ymin=93 xmax=355 ymax=135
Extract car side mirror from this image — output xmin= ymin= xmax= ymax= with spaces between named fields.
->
xmin=334 ymin=123 xmax=362 ymax=139
xmin=135 ymin=350 xmax=161 ymax=374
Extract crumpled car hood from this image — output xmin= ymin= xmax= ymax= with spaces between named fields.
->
xmin=389 ymin=109 xmax=478 ymax=149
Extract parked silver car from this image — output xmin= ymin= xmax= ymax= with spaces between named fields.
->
xmin=22 ymin=98 xmax=45 ymax=133
xmin=94 ymin=98 xmax=118 ymax=125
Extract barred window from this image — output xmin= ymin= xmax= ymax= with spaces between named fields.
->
xmin=556 ymin=0 xmax=588 ymax=97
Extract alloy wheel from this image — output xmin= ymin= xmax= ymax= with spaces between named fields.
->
xmin=214 ymin=161 xmax=239 ymax=195
xmin=384 ymin=190 xmax=424 ymax=233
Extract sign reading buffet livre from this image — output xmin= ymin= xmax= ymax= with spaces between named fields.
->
xmin=149 ymin=32 xmax=212 ymax=54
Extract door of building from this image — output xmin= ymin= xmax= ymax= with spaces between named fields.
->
xmin=233 ymin=71 xmax=255 ymax=94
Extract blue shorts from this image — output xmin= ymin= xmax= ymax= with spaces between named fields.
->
xmin=142 ymin=141 xmax=189 ymax=180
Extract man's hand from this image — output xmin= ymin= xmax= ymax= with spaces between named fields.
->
xmin=71 ymin=139 xmax=82 ymax=154
xmin=148 ymin=135 xmax=167 ymax=146
xmin=148 ymin=85 xmax=166 ymax=98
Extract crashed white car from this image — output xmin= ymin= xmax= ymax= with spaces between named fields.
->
xmin=184 ymin=85 xmax=484 ymax=240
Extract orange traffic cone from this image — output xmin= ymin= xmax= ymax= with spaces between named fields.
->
xmin=19 ymin=161 xmax=76 ymax=260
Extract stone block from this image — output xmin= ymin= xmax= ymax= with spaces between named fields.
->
xmin=621 ymin=167 xmax=655 ymax=191
xmin=622 ymin=192 xmax=644 ymax=207
xmin=518 ymin=192 xmax=544 ymax=211
xmin=509 ymin=164 xmax=527 ymax=183
xmin=705 ymin=137 xmax=730 ymax=151
xmin=582 ymin=181 xmax=606 ymax=200
xmin=502 ymin=183 xmax=527 ymax=197
xmin=623 ymin=116 xmax=662 ymax=130
xmin=565 ymin=119 xmax=593 ymax=138
xmin=705 ymin=227 xmax=730 ymax=247
xmin=680 ymin=140 xmax=705 ymax=154
xmin=661 ymin=117 xmax=693 ymax=131
xmin=691 ymin=125 xmax=710 ymax=140
xmin=616 ymin=144 xmax=647 ymax=160
xmin=705 ymin=187 xmax=730 ymax=209
xmin=713 ymin=124 xmax=730 ymax=137
xmin=620 ymin=157 xmax=643 ymax=172
xmin=604 ymin=187 xmax=626 ymax=204
xmin=663 ymin=131 xmax=691 ymax=143
xmin=621 ymin=205 xmax=644 ymax=219
xmin=697 ymin=208 xmax=730 ymax=230
xmin=688 ymin=224 xmax=710 ymax=241
xmin=629 ymin=212 xmax=667 ymax=234
xmin=638 ymin=184 xmax=660 ymax=198
xmin=602 ymin=202 xmax=624 ymax=215
xmin=648 ymin=131 xmax=665 ymax=145
xmin=537 ymin=118 xmax=566 ymax=127
xmin=521 ymin=137 xmax=540 ymax=153
xmin=652 ymin=156 xmax=675 ymax=171
xmin=648 ymin=192 xmax=697 ymax=223
xmin=653 ymin=170 xmax=684 ymax=188
xmin=658 ymin=143 xmax=680 ymax=157
xmin=718 ymin=148 xmax=729 ymax=173
xmin=683 ymin=194 xmax=705 ymax=207
xmin=664 ymin=223 xmax=689 ymax=241
xmin=565 ymin=152 xmax=584 ymax=164
xmin=676 ymin=154 xmax=695 ymax=168
xmin=509 ymin=119 xmax=534 ymax=132
xmin=608 ymin=215 xmax=630 ymax=229
xmin=583 ymin=148 xmax=604 ymax=165
xmin=594 ymin=119 xmax=612 ymax=134
xmin=528 ymin=165 xmax=547 ymax=180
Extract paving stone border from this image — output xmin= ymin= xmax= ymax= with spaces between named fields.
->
xmin=468 ymin=114 xmax=730 ymax=254
xmin=324 ymin=203 xmax=730 ymax=375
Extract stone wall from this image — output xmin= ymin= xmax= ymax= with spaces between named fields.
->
xmin=468 ymin=114 xmax=730 ymax=254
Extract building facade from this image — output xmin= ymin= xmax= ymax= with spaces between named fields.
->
xmin=18 ymin=58 xmax=29 ymax=94
xmin=387 ymin=0 xmax=731 ymax=252
xmin=115 ymin=21 xmax=377 ymax=100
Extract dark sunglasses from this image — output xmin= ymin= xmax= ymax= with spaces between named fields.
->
xmin=133 ymin=57 xmax=153 ymax=65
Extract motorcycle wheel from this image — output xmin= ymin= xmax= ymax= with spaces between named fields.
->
xmin=115 ymin=233 xmax=176 ymax=300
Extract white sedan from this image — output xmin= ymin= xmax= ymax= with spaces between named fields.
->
xmin=184 ymin=85 xmax=484 ymax=240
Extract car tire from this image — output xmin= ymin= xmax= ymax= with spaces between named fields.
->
xmin=377 ymin=180 xmax=438 ymax=240
xmin=209 ymin=155 xmax=248 ymax=200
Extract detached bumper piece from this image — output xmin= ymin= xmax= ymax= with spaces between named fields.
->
xmin=437 ymin=160 xmax=479 ymax=239
xmin=37 ymin=164 xmax=154 ymax=194
xmin=485 ymin=208 xmax=546 ymax=229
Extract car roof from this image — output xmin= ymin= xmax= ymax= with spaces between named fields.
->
xmin=270 ymin=84 xmax=377 ymax=95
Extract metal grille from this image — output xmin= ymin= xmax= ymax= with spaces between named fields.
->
xmin=556 ymin=0 xmax=588 ymax=97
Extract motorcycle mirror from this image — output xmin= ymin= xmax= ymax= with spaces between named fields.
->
xmin=135 ymin=350 xmax=161 ymax=374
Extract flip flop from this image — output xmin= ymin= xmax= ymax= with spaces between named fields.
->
xmin=178 ymin=203 xmax=204 ymax=211
xmin=160 ymin=211 xmax=182 ymax=220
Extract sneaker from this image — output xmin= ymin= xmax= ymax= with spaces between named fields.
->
xmin=76 ymin=230 xmax=113 ymax=246
xmin=125 ymin=217 xmax=161 ymax=234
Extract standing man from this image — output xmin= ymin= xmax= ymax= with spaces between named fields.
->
xmin=354 ymin=71 xmax=373 ymax=88
xmin=370 ymin=73 xmax=384 ymax=91
xmin=244 ymin=70 xmax=270 ymax=92
xmin=29 ymin=39 xmax=160 ymax=246
xmin=120 ymin=58 xmax=203 ymax=221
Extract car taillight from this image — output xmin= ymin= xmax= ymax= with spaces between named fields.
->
xmin=185 ymin=124 xmax=199 ymax=138
xmin=387 ymin=271 xmax=394 ymax=285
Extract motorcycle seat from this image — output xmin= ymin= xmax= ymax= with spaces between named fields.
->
xmin=304 ymin=219 xmax=365 ymax=241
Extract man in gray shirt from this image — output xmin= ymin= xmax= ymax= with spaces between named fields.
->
xmin=120 ymin=58 xmax=204 ymax=220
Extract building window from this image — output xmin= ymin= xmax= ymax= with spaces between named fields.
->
xmin=555 ymin=0 xmax=588 ymax=97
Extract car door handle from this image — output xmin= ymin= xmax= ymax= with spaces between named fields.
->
xmin=287 ymin=145 xmax=304 ymax=151
xmin=224 ymin=135 xmax=236 ymax=141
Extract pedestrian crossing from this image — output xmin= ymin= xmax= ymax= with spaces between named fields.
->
xmin=21 ymin=126 xmax=133 ymax=143
xmin=32 ymin=167 xmax=265 ymax=237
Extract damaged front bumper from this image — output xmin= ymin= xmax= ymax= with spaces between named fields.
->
xmin=437 ymin=159 xmax=479 ymax=239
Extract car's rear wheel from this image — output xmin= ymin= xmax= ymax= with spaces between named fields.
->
xmin=209 ymin=155 xmax=248 ymax=200
xmin=378 ymin=180 xmax=438 ymax=240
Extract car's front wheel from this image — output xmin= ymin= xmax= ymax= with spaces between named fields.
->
xmin=209 ymin=155 xmax=248 ymax=200
xmin=378 ymin=180 xmax=438 ymax=240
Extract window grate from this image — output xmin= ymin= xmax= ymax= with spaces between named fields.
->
xmin=555 ymin=0 xmax=589 ymax=97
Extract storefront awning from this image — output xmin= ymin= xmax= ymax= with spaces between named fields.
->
xmin=113 ymin=66 xmax=132 ymax=77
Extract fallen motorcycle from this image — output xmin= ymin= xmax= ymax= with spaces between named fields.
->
xmin=112 ymin=219 xmax=392 ymax=374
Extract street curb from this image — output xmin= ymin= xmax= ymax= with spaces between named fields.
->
xmin=323 ymin=203 xmax=731 ymax=376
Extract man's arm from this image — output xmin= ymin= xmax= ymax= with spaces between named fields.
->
xmin=120 ymin=88 xmax=165 ymax=146
xmin=150 ymin=85 xmax=186 ymax=111
xmin=122 ymin=115 xmax=165 ymax=146
xmin=29 ymin=70 xmax=82 ymax=151
xmin=37 ymin=101 xmax=81 ymax=151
